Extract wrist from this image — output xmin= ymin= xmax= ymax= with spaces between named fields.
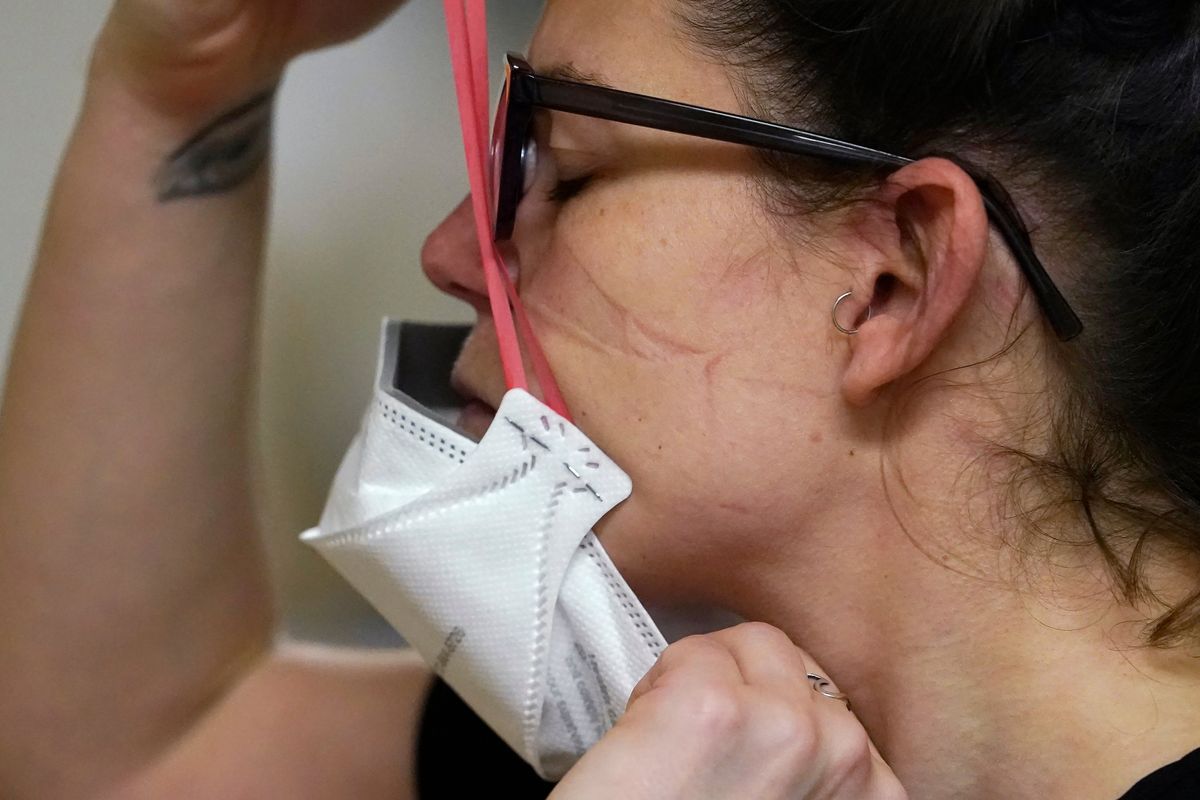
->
xmin=87 ymin=20 xmax=283 ymax=126
xmin=70 ymin=40 xmax=279 ymax=212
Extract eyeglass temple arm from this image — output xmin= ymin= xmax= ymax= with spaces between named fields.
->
xmin=980 ymin=194 xmax=1083 ymax=340
xmin=520 ymin=73 xmax=908 ymax=170
xmin=518 ymin=74 xmax=1083 ymax=341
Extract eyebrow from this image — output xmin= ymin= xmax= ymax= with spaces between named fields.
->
xmin=540 ymin=62 xmax=617 ymax=90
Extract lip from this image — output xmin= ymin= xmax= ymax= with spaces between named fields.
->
xmin=456 ymin=400 xmax=497 ymax=439
xmin=450 ymin=371 xmax=499 ymax=438
xmin=449 ymin=369 xmax=496 ymax=409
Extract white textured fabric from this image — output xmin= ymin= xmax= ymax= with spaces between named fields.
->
xmin=301 ymin=326 xmax=667 ymax=779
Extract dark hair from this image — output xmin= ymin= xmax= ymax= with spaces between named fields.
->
xmin=683 ymin=0 xmax=1200 ymax=643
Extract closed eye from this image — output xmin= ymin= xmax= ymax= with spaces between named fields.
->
xmin=547 ymin=174 xmax=594 ymax=204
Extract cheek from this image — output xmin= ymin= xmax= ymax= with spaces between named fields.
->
xmin=522 ymin=169 xmax=777 ymax=377
xmin=511 ymin=172 xmax=843 ymax=593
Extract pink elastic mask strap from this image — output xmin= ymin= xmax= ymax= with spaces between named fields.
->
xmin=444 ymin=0 xmax=525 ymax=390
xmin=499 ymin=265 xmax=570 ymax=417
xmin=443 ymin=0 xmax=572 ymax=420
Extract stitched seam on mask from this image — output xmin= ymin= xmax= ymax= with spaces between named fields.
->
xmin=507 ymin=416 xmax=606 ymax=502
xmin=580 ymin=538 xmax=665 ymax=658
xmin=317 ymin=455 xmax=537 ymax=548
xmin=376 ymin=398 xmax=467 ymax=464
xmin=522 ymin=481 xmax=567 ymax=760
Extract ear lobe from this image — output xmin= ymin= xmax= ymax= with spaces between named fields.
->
xmin=841 ymin=157 xmax=990 ymax=407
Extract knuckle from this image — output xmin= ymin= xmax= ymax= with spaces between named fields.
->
xmin=669 ymin=633 xmax=711 ymax=651
xmin=734 ymin=621 xmax=793 ymax=646
xmin=827 ymin=724 xmax=873 ymax=775
xmin=628 ymin=672 xmax=656 ymax=703
xmin=687 ymin=681 xmax=746 ymax=736
xmin=655 ymin=635 xmax=717 ymax=670
xmin=878 ymin=774 xmax=910 ymax=800
xmin=762 ymin=705 xmax=821 ymax=762
xmin=664 ymin=633 xmax=718 ymax=657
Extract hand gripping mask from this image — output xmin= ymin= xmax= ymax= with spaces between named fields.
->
xmin=300 ymin=0 xmax=668 ymax=781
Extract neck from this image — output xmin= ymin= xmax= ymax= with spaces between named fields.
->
xmin=868 ymin=603 xmax=1200 ymax=799
xmin=729 ymin=509 xmax=1200 ymax=800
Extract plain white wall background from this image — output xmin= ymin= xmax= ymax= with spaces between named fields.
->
xmin=0 ymin=0 xmax=542 ymax=644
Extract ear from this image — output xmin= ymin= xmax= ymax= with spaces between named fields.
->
xmin=840 ymin=157 xmax=990 ymax=407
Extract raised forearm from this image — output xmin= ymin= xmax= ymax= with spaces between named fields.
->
xmin=0 ymin=45 xmax=278 ymax=799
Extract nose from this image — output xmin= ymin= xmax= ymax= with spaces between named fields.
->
xmin=421 ymin=196 xmax=490 ymax=315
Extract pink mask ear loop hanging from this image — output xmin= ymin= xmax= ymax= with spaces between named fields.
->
xmin=462 ymin=1 xmax=569 ymax=418
xmin=444 ymin=0 xmax=572 ymax=420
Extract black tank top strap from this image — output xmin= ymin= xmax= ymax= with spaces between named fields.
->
xmin=1118 ymin=748 xmax=1200 ymax=799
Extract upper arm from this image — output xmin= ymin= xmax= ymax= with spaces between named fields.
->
xmin=109 ymin=643 xmax=434 ymax=800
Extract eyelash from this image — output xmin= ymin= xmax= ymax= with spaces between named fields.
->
xmin=547 ymin=173 xmax=593 ymax=205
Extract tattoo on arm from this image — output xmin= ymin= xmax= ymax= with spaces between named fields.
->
xmin=156 ymin=89 xmax=277 ymax=202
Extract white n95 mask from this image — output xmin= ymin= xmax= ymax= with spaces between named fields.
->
xmin=301 ymin=321 xmax=668 ymax=780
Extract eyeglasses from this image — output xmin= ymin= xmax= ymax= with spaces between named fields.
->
xmin=490 ymin=54 xmax=1083 ymax=341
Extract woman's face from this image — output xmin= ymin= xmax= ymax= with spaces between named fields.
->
xmin=423 ymin=0 xmax=873 ymax=612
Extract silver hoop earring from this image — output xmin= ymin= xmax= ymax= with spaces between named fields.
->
xmin=832 ymin=290 xmax=872 ymax=336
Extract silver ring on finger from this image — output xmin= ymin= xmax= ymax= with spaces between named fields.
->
xmin=806 ymin=672 xmax=852 ymax=709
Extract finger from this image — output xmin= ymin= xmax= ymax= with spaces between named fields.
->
xmin=840 ymin=731 xmax=907 ymax=800
xmin=868 ymin=761 xmax=909 ymax=800
xmin=706 ymin=622 xmax=814 ymax=703
xmin=627 ymin=634 xmax=743 ymax=706
xmin=784 ymin=690 xmax=883 ymax=797
xmin=796 ymin=643 xmax=882 ymax=761
xmin=784 ymin=635 xmax=859 ymax=714
xmin=807 ymin=669 xmax=887 ymax=765
xmin=728 ymin=624 xmax=883 ymax=761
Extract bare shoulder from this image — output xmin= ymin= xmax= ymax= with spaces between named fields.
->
xmin=110 ymin=643 xmax=434 ymax=800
